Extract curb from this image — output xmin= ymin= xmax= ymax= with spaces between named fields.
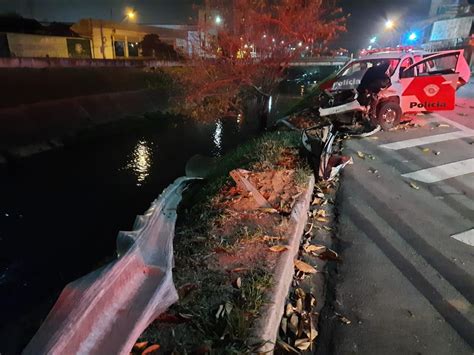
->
xmin=251 ymin=175 xmax=315 ymax=353
xmin=24 ymin=177 xmax=198 ymax=355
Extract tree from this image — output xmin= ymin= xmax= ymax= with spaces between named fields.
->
xmin=176 ymin=0 xmax=346 ymax=126
xmin=140 ymin=34 xmax=183 ymax=60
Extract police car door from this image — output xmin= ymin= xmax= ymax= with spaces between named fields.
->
xmin=400 ymin=51 xmax=460 ymax=113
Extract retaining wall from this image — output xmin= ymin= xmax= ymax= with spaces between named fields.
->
xmin=0 ymin=89 xmax=168 ymax=156
xmin=0 ymin=57 xmax=183 ymax=69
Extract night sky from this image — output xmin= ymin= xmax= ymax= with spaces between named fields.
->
xmin=0 ymin=0 xmax=433 ymax=51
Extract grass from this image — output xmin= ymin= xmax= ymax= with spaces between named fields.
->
xmin=294 ymin=164 xmax=313 ymax=186
xmin=138 ymin=130 xmax=310 ymax=353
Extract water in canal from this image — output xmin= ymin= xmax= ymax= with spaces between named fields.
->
xmin=0 ymin=109 xmax=271 ymax=352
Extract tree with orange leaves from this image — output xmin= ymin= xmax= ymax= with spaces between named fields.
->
xmin=176 ymin=0 xmax=346 ymax=126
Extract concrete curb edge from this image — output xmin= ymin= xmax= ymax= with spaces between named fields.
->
xmin=251 ymin=174 xmax=315 ymax=353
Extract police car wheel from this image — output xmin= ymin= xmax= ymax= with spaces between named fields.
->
xmin=377 ymin=102 xmax=401 ymax=131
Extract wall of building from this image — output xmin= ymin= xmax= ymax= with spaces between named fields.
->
xmin=2 ymin=32 xmax=92 ymax=59
xmin=89 ymin=26 xmax=143 ymax=59
xmin=6 ymin=33 xmax=68 ymax=58
xmin=72 ymin=19 xmax=190 ymax=60
xmin=430 ymin=16 xmax=474 ymax=40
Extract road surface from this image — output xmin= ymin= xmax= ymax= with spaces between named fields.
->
xmin=323 ymin=83 xmax=474 ymax=354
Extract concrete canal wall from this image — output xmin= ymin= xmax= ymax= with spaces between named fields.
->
xmin=0 ymin=67 xmax=175 ymax=159
xmin=0 ymin=89 xmax=168 ymax=157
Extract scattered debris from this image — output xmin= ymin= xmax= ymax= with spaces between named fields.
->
xmin=234 ymin=277 xmax=242 ymax=289
xmin=335 ymin=312 xmax=351 ymax=325
xmin=142 ymin=344 xmax=161 ymax=355
xmin=294 ymin=260 xmax=317 ymax=274
xmin=133 ymin=341 xmax=149 ymax=351
xmin=409 ymin=182 xmax=420 ymax=190
xmin=317 ymin=248 xmax=342 ymax=262
xmin=229 ymin=169 xmax=273 ymax=209
xmin=303 ymin=244 xmax=326 ymax=254
xmin=269 ymin=245 xmax=289 ymax=253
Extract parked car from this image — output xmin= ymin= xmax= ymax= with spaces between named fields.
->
xmin=318 ymin=48 xmax=471 ymax=130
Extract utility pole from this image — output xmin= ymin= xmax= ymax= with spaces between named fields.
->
xmin=26 ymin=0 xmax=35 ymax=18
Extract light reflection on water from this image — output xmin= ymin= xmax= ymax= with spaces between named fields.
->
xmin=213 ymin=120 xmax=223 ymax=156
xmin=125 ymin=140 xmax=153 ymax=185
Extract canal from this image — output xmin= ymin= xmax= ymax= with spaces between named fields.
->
xmin=0 ymin=61 xmax=338 ymax=352
xmin=0 ymin=87 xmax=309 ymax=353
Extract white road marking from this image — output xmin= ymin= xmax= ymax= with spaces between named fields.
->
xmin=380 ymin=131 xmax=474 ymax=150
xmin=451 ymin=229 xmax=474 ymax=247
xmin=402 ymin=158 xmax=474 ymax=183
xmin=430 ymin=113 xmax=474 ymax=134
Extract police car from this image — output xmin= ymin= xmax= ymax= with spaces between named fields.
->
xmin=319 ymin=47 xmax=471 ymax=130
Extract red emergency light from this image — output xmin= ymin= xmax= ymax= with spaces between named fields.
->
xmin=360 ymin=46 xmax=415 ymax=56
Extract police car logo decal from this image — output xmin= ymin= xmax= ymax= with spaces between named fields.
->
xmin=424 ymin=84 xmax=440 ymax=97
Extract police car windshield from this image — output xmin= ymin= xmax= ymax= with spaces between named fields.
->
xmin=340 ymin=59 xmax=399 ymax=77
xmin=331 ymin=59 xmax=400 ymax=91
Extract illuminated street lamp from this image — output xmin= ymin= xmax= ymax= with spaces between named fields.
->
xmin=385 ymin=19 xmax=395 ymax=30
xmin=370 ymin=36 xmax=377 ymax=44
xmin=215 ymin=15 xmax=222 ymax=25
xmin=127 ymin=11 xmax=136 ymax=20
xmin=123 ymin=8 xmax=137 ymax=22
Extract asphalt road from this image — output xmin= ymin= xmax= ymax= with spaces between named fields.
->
xmin=328 ymin=84 xmax=474 ymax=354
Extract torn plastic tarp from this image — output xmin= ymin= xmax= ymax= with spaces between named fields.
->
xmin=24 ymin=177 xmax=199 ymax=355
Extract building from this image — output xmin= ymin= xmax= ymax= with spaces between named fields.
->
xmin=414 ymin=0 xmax=474 ymax=67
xmin=147 ymin=24 xmax=198 ymax=56
xmin=0 ymin=15 xmax=92 ymax=58
xmin=71 ymin=19 xmax=191 ymax=59
xmin=0 ymin=14 xmax=198 ymax=60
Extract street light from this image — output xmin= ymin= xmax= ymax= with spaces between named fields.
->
xmin=123 ymin=8 xmax=137 ymax=22
xmin=127 ymin=10 xmax=136 ymax=20
xmin=370 ymin=36 xmax=377 ymax=44
xmin=215 ymin=15 xmax=222 ymax=25
xmin=385 ymin=19 xmax=395 ymax=30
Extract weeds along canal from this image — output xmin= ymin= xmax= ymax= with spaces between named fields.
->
xmin=0 ymin=110 xmax=269 ymax=353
